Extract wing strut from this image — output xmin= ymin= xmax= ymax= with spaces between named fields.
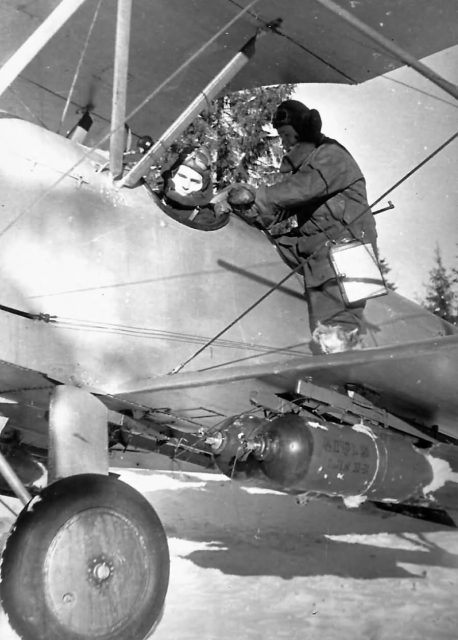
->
xmin=314 ymin=0 xmax=458 ymax=101
xmin=0 ymin=0 xmax=88 ymax=98
xmin=0 ymin=446 xmax=32 ymax=505
xmin=110 ymin=0 xmax=132 ymax=179
xmin=118 ymin=34 xmax=258 ymax=188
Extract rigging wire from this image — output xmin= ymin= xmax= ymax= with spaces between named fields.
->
xmin=0 ymin=0 xmax=455 ymax=242
xmin=168 ymin=128 xmax=458 ymax=374
xmin=0 ymin=496 xmax=19 ymax=518
xmin=110 ymin=0 xmax=260 ymax=134
xmin=168 ymin=259 xmax=312 ymax=374
xmin=57 ymin=0 xmax=104 ymax=134
xmin=190 ymin=341 xmax=310 ymax=372
xmin=227 ymin=0 xmax=357 ymax=83
xmin=0 ymin=0 xmax=260 ymax=240
xmin=0 ymin=2 xmax=456 ymax=372
xmin=50 ymin=315 xmax=308 ymax=357
xmin=0 ymin=303 xmax=307 ymax=357
xmin=18 ymin=76 xmax=111 ymax=126
xmin=235 ymin=0 xmax=458 ymax=107
xmin=5 ymin=85 xmax=47 ymax=129
xmin=383 ymin=75 xmax=458 ymax=110
xmin=1 ymin=0 xmax=455 ymax=243
xmin=0 ymin=129 xmax=456 ymax=372
xmin=367 ymin=129 xmax=458 ymax=211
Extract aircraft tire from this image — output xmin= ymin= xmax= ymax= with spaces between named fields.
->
xmin=0 ymin=473 xmax=170 ymax=640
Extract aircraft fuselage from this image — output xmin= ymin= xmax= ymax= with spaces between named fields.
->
xmin=0 ymin=114 xmax=452 ymax=428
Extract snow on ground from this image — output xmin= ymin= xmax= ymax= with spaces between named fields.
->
xmin=1 ymin=468 xmax=458 ymax=640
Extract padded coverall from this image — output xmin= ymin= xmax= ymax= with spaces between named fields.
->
xmin=253 ymin=137 xmax=378 ymax=333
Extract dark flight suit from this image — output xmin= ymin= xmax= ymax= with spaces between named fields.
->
xmin=254 ymin=137 xmax=378 ymax=333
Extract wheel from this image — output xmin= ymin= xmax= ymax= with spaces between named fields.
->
xmin=0 ymin=473 xmax=170 ymax=640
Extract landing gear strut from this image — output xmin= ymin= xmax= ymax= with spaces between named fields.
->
xmin=0 ymin=473 xmax=170 ymax=640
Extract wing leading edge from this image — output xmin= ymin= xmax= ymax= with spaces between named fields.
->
xmin=117 ymin=334 xmax=458 ymax=439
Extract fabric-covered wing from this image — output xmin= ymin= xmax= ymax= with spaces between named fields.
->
xmin=118 ymin=334 xmax=458 ymax=440
xmin=0 ymin=0 xmax=456 ymax=144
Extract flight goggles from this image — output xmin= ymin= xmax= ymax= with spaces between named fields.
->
xmin=272 ymin=107 xmax=294 ymax=128
xmin=184 ymin=150 xmax=210 ymax=172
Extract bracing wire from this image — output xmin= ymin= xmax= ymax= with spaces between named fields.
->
xmin=51 ymin=315 xmax=308 ymax=357
xmin=0 ymin=0 xmax=260 ymax=240
xmin=368 ymin=130 xmax=458 ymax=211
xmin=5 ymin=85 xmax=47 ymax=129
xmin=168 ymin=128 xmax=458 ymax=374
xmin=383 ymin=76 xmax=458 ymax=110
xmin=57 ymin=0 xmax=104 ymax=134
xmin=169 ymin=259 xmax=308 ymax=374
xmin=0 ymin=1 xmax=456 ymax=374
xmin=227 ymin=0 xmax=357 ymax=83
xmin=0 ymin=302 xmax=307 ymax=358
xmin=0 ymin=496 xmax=20 ymax=518
xmin=0 ymin=129 xmax=455 ymax=373
xmin=240 ymin=0 xmax=458 ymax=108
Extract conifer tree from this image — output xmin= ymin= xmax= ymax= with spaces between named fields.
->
xmin=422 ymin=245 xmax=456 ymax=323
xmin=378 ymin=255 xmax=396 ymax=291
xmin=160 ymin=84 xmax=296 ymax=190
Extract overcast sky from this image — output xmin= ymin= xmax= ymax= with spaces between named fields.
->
xmin=294 ymin=44 xmax=458 ymax=302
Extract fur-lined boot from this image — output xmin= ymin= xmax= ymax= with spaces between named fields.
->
xmin=312 ymin=322 xmax=362 ymax=354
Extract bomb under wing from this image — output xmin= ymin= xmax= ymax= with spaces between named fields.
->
xmin=206 ymin=411 xmax=458 ymax=512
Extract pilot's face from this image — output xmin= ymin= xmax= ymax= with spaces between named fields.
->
xmin=172 ymin=165 xmax=203 ymax=195
xmin=277 ymin=124 xmax=300 ymax=152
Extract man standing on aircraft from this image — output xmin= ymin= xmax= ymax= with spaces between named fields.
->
xmin=227 ymin=99 xmax=379 ymax=354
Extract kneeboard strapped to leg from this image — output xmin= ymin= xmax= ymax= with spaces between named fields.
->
xmin=329 ymin=241 xmax=387 ymax=305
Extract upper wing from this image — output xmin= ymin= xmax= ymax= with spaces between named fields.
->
xmin=117 ymin=334 xmax=458 ymax=439
xmin=1 ymin=0 xmax=456 ymax=143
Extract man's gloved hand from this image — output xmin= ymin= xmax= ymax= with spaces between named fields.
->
xmin=212 ymin=183 xmax=259 ymax=224
xmin=227 ymin=184 xmax=260 ymax=224
xmin=227 ymin=184 xmax=255 ymax=209
xmin=212 ymin=200 xmax=232 ymax=217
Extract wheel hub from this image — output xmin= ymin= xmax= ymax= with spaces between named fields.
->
xmin=44 ymin=507 xmax=152 ymax=635
xmin=0 ymin=474 xmax=170 ymax=640
xmin=87 ymin=554 xmax=114 ymax=587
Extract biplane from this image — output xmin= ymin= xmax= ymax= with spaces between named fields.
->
xmin=0 ymin=1 xmax=457 ymax=639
